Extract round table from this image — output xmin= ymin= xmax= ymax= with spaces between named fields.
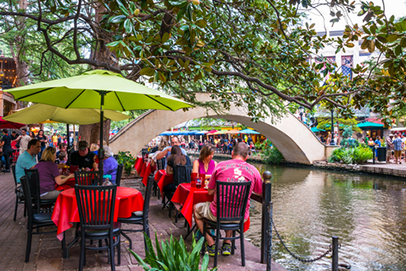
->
xmin=52 ymin=186 xmax=144 ymax=240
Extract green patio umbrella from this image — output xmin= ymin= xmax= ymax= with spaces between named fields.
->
xmin=5 ymin=70 xmax=193 ymax=179
xmin=4 ymin=103 xmax=130 ymax=125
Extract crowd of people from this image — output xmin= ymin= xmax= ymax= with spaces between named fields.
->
xmin=148 ymin=134 xmax=257 ymax=157
xmin=1 ymin=127 xmax=119 ymax=200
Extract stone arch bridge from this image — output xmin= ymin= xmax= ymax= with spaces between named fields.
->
xmin=109 ymin=93 xmax=332 ymax=165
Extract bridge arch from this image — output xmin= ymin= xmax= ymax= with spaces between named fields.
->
xmin=109 ymin=94 xmax=328 ymax=164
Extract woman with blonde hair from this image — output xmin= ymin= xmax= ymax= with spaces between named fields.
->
xmin=158 ymin=138 xmax=170 ymax=151
xmin=35 ymin=147 xmax=74 ymax=200
xmin=193 ymin=145 xmax=216 ymax=179
xmin=89 ymin=143 xmax=98 ymax=153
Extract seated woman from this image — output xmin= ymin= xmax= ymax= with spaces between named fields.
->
xmin=102 ymin=146 xmax=118 ymax=184
xmin=164 ymin=145 xmax=188 ymax=196
xmin=35 ymin=147 xmax=74 ymax=200
xmin=193 ymin=145 xmax=216 ymax=180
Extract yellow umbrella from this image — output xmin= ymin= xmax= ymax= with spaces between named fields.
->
xmin=4 ymin=103 xmax=130 ymax=125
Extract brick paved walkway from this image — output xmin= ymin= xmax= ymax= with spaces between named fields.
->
xmin=0 ymin=173 xmax=285 ymax=271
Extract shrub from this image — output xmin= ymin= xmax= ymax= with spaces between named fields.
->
xmin=116 ymin=151 xmax=136 ymax=174
xmin=328 ymin=145 xmax=372 ymax=164
xmin=130 ymin=233 xmax=217 ymax=271
xmin=260 ymin=140 xmax=285 ymax=165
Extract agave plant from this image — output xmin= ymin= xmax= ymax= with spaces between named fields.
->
xmin=130 ymin=232 xmax=217 ymax=271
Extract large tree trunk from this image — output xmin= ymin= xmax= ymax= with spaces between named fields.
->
xmin=78 ymin=3 xmax=115 ymax=145
xmin=10 ymin=0 xmax=29 ymax=109
xmin=78 ymin=119 xmax=111 ymax=145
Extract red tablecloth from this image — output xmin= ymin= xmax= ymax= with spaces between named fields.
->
xmin=142 ymin=163 xmax=151 ymax=186
xmin=55 ymin=177 xmax=76 ymax=191
xmin=157 ymin=171 xmax=173 ymax=195
xmin=155 ymin=169 xmax=165 ymax=181
xmin=171 ymin=183 xmax=250 ymax=232
xmin=139 ymin=162 xmax=146 ymax=178
xmin=134 ymin=157 xmax=143 ymax=173
xmin=52 ymin=186 xmax=144 ymax=240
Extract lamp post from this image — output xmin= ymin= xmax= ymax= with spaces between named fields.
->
xmin=299 ymin=106 xmax=304 ymax=122
xmin=330 ymin=109 xmax=335 ymax=145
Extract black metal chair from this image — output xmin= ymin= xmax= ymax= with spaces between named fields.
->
xmin=24 ymin=168 xmax=56 ymax=213
xmin=115 ymin=164 xmax=124 ymax=186
xmin=166 ymin=164 xmax=192 ymax=220
xmin=11 ymin=164 xmax=25 ymax=221
xmin=202 ymin=180 xmax=251 ymax=267
xmin=75 ymin=184 xmax=120 ymax=271
xmin=118 ymin=173 xmax=153 ymax=251
xmin=20 ymin=173 xmax=63 ymax=262
xmin=153 ymin=158 xmax=166 ymax=199
xmin=74 ymin=171 xmax=100 ymax=186
xmin=156 ymin=157 xmax=166 ymax=171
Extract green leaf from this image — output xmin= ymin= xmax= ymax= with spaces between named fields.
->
xmin=106 ymin=41 xmax=120 ymax=47
xmin=140 ymin=67 xmax=154 ymax=76
xmin=400 ymin=38 xmax=406 ymax=47
xmin=162 ymin=32 xmax=170 ymax=43
xmin=116 ymin=0 xmax=129 ymax=16
xmin=108 ymin=15 xmax=127 ymax=24
xmin=387 ymin=34 xmax=400 ymax=42
xmin=394 ymin=45 xmax=401 ymax=56
xmin=376 ymin=35 xmax=387 ymax=43
xmin=201 ymin=253 xmax=209 ymax=270
xmin=177 ymin=6 xmax=187 ymax=21
xmin=158 ymin=72 xmax=167 ymax=82
xmin=186 ymin=4 xmax=192 ymax=21
xmin=195 ymin=19 xmax=207 ymax=28
xmin=123 ymin=19 xmax=133 ymax=34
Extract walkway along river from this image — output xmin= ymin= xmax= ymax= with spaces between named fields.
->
xmin=209 ymin=158 xmax=406 ymax=271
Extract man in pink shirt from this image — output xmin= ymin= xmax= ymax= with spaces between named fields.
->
xmin=193 ymin=142 xmax=263 ymax=256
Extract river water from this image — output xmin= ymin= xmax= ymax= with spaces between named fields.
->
xmin=239 ymin=163 xmax=406 ymax=270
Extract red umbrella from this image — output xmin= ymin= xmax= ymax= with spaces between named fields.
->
xmin=0 ymin=116 xmax=25 ymax=129
xmin=207 ymin=130 xmax=218 ymax=134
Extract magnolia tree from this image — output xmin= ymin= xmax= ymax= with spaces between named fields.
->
xmin=0 ymin=0 xmax=405 ymax=140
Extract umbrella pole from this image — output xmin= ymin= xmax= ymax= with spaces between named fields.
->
xmin=66 ymin=124 xmax=69 ymax=150
xmin=99 ymin=92 xmax=105 ymax=184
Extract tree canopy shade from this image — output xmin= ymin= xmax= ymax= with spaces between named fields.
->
xmin=1 ymin=0 xmax=405 ymax=122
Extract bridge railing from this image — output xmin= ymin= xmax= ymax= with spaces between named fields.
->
xmin=252 ymin=171 xmax=348 ymax=271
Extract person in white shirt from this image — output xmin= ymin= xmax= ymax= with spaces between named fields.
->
xmin=14 ymin=128 xmax=32 ymax=155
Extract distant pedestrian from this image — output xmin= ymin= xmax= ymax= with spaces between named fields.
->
xmin=14 ymin=128 xmax=32 ymax=155
xmin=392 ymin=133 xmax=403 ymax=164
xmin=386 ymin=134 xmax=394 ymax=163
xmin=374 ymin=136 xmax=381 ymax=161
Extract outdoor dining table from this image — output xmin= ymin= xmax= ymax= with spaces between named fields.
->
xmin=142 ymin=162 xmax=152 ymax=186
xmin=134 ymin=156 xmax=143 ymax=174
xmin=170 ymin=183 xmax=250 ymax=232
xmin=55 ymin=177 xmax=76 ymax=191
xmin=51 ymin=186 xmax=144 ymax=241
xmin=156 ymin=170 xmax=173 ymax=195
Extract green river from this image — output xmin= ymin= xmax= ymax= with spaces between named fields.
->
xmin=234 ymin=162 xmax=406 ymax=271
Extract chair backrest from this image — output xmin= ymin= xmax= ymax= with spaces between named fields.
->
xmin=115 ymin=164 xmax=124 ymax=186
xmin=156 ymin=157 xmax=166 ymax=171
xmin=24 ymin=168 xmax=42 ymax=212
xmin=173 ymin=165 xmax=192 ymax=185
xmin=216 ymin=180 xmax=251 ymax=222
xmin=74 ymin=171 xmax=101 ymax=186
xmin=143 ymin=174 xmax=154 ymax=220
xmin=74 ymin=185 xmax=117 ymax=231
xmin=20 ymin=175 xmax=35 ymax=222
xmin=11 ymin=164 xmax=18 ymax=187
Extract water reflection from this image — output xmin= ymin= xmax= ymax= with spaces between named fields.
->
xmin=245 ymin=164 xmax=406 ymax=271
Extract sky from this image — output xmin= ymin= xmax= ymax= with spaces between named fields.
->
xmin=305 ymin=0 xmax=406 ymax=32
